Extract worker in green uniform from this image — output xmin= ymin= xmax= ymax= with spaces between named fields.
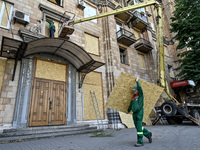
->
xmin=46 ymin=19 xmax=55 ymax=38
xmin=127 ymin=77 xmax=152 ymax=147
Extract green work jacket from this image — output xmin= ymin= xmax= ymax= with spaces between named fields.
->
xmin=46 ymin=19 xmax=55 ymax=30
xmin=128 ymin=81 xmax=144 ymax=113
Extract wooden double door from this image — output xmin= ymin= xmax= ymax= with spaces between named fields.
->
xmin=28 ymin=59 xmax=67 ymax=126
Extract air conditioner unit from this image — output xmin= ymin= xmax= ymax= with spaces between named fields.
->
xmin=77 ymin=0 xmax=85 ymax=10
xmin=13 ymin=10 xmax=30 ymax=25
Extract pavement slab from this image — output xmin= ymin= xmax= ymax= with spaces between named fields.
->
xmin=0 ymin=124 xmax=199 ymax=150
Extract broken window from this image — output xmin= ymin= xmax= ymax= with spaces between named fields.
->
xmin=48 ymin=0 xmax=63 ymax=7
xmin=0 ymin=0 xmax=13 ymax=29
xmin=120 ymin=48 xmax=128 ymax=64
xmin=84 ymin=3 xmax=97 ymax=23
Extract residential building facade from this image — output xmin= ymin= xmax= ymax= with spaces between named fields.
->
xmin=0 ymin=0 xmax=177 ymax=129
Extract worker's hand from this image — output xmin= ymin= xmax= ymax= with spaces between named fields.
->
xmin=136 ymin=77 xmax=139 ymax=82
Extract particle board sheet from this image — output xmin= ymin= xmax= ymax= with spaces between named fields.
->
xmin=35 ymin=59 xmax=66 ymax=82
xmin=119 ymin=111 xmax=135 ymax=128
xmin=0 ymin=57 xmax=7 ymax=96
xmin=85 ymin=33 xmax=99 ymax=55
xmin=83 ymin=72 xmax=104 ymax=120
xmin=1 ymin=3 xmax=11 ymax=27
xmin=106 ymin=72 xmax=163 ymax=126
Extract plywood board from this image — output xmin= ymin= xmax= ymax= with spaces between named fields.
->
xmin=85 ymin=33 xmax=99 ymax=55
xmin=35 ymin=59 xmax=66 ymax=82
xmin=83 ymin=72 xmax=104 ymax=120
xmin=1 ymin=4 xmax=11 ymax=27
xmin=106 ymin=72 xmax=163 ymax=125
xmin=119 ymin=111 xmax=135 ymax=128
xmin=0 ymin=57 xmax=7 ymax=96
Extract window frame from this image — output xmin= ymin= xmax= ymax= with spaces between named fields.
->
xmin=0 ymin=1 xmax=13 ymax=29
xmin=116 ymin=20 xmax=123 ymax=32
xmin=84 ymin=2 xmax=97 ymax=23
xmin=47 ymin=0 xmax=63 ymax=7
xmin=119 ymin=47 xmax=128 ymax=65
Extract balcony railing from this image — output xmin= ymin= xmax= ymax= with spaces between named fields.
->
xmin=133 ymin=11 xmax=148 ymax=23
xmin=134 ymin=38 xmax=153 ymax=53
xmin=116 ymin=28 xmax=137 ymax=46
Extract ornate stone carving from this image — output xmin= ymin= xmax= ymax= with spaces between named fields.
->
xmin=29 ymin=19 xmax=43 ymax=34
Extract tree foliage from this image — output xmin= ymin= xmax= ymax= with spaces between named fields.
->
xmin=170 ymin=0 xmax=200 ymax=86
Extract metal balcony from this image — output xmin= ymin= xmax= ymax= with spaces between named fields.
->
xmin=131 ymin=11 xmax=148 ymax=30
xmin=116 ymin=28 xmax=137 ymax=46
xmin=115 ymin=11 xmax=132 ymax=22
xmin=134 ymin=38 xmax=153 ymax=53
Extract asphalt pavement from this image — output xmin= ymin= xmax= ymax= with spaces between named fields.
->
xmin=0 ymin=123 xmax=199 ymax=150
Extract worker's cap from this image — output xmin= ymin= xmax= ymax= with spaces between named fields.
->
xmin=132 ymin=86 xmax=138 ymax=91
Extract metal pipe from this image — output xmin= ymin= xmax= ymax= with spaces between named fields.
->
xmin=72 ymin=1 xmax=159 ymax=25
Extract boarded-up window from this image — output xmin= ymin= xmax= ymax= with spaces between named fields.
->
xmin=83 ymin=72 xmax=104 ymax=120
xmin=45 ymin=18 xmax=60 ymax=38
xmin=138 ymin=53 xmax=146 ymax=69
xmin=0 ymin=1 xmax=13 ymax=29
xmin=0 ymin=58 xmax=7 ymax=96
xmin=48 ymin=0 xmax=63 ymax=6
xmin=84 ymin=3 xmax=97 ymax=23
xmin=35 ymin=59 xmax=67 ymax=82
xmin=85 ymin=33 xmax=99 ymax=55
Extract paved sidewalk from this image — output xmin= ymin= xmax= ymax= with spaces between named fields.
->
xmin=0 ymin=124 xmax=199 ymax=150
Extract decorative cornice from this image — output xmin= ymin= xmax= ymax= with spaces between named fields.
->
xmin=39 ymin=4 xmax=70 ymax=22
xmin=19 ymin=28 xmax=45 ymax=43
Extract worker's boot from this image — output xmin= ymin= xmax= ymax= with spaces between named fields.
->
xmin=134 ymin=143 xmax=144 ymax=147
xmin=148 ymin=132 xmax=152 ymax=143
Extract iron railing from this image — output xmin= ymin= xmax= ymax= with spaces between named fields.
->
xmin=135 ymin=38 xmax=153 ymax=48
xmin=133 ymin=11 xmax=148 ymax=23
xmin=116 ymin=28 xmax=136 ymax=39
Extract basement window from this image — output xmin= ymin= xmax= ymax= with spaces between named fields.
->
xmin=119 ymin=48 xmax=128 ymax=65
xmin=48 ymin=0 xmax=63 ymax=7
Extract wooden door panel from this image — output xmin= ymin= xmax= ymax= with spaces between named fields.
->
xmin=49 ymin=81 xmax=66 ymax=125
xmin=29 ymin=79 xmax=50 ymax=126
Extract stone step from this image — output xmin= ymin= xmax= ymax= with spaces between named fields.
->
xmin=3 ymin=124 xmax=90 ymax=133
xmin=0 ymin=126 xmax=97 ymax=137
xmin=0 ymin=128 xmax=102 ymax=143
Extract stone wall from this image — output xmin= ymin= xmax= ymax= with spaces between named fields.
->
xmin=0 ymin=60 xmax=20 ymax=125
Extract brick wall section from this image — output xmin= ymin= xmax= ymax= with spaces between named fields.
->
xmin=0 ymin=60 xmax=20 ymax=125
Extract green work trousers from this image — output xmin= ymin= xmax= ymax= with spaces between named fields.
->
xmin=132 ymin=108 xmax=151 ymax=144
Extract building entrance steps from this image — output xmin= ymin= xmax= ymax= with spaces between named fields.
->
xmin=0 ymin=124 xmax=102 ymax=143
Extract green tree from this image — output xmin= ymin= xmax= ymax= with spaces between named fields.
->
xmin=170 ymin=0 xmax=200 ymax=86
